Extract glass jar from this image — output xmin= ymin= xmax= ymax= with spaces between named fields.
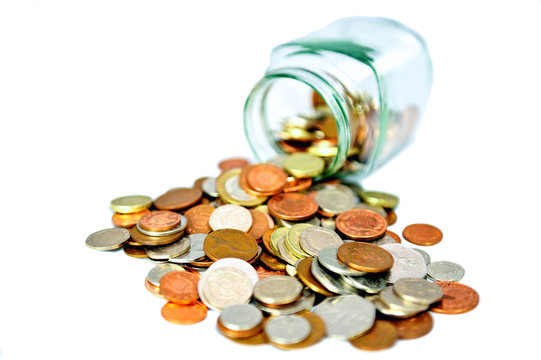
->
xmin=244 ymin=17 xmax=433 ymax=181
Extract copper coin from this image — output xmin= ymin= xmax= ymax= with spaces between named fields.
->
xmin=283 ymin=177 xmax=312 ymax=193
xmin=128 ymin=226 xmax=183 ymax=246
xmin=260 ymin=251 xmax=287 ymax=271
xmin=391 ymin=311 xmax=434 ymax=339
xmin=272 ymin=312 xmax=326 ymax=350
xmin=430 ymin=281 xmax=479 ymax=314
xmin=349 ymin=320 xmax=398 ymax=351
xmin=161 ymin=301 xmax=207 ymax=325
xmin=386 ymin=209 xmax=397 ymax=226
xmin=123 ymin=244 xmax=148 ymax=258
xmin=386 ymin=230 xmax=401 ymax=243
xmin=246 ymin=164 xmax=288 ymax=194
xmin=111 ymin=209 xmax=150 ymax=228
xmin=261 ymin=228 xmax=280 ymax=257
xmin=239 ymin=165 xmax=278 ymax=197
xmin=139 ymin=210 xmax=181 ymax=232
xmin=204 ymin=229 xmax=259 ymax=261
xmin=247 ymin=210 xmax=271 ymax=240
xmin=226 ymin=318 xmax=269 ymax=346
xmin=217 ymin=319 xmax=264 ymax=339
xmin=158 ymin=271 xmax=200 ymax=304
xmin=145 ymin=278 xmax=163 ymax=298
xmin=335 ymin=209 xmax=387 ymax=240
xmin=337 ymin=242 xmax=394 ymax=273
xmin=268 ymin=193 xmax=318 ymax=221
xmin=184 ymin=204 xmax=214 ymax=234
xmin=218 ymin=157 xmax=250 ymax=171
xmin=193 ymin=176 xmax=208 ymax=190
xmin=254 ymin=265 xmax=286 ymax=279
xmin=154 ymin=187 xmax=203 ymax=210
xmin=296 ymin=258 xmax=335 ymax=296
xmin=403 ymin=223 xmax=443 ymax=246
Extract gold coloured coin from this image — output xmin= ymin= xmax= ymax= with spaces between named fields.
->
xmin=110 ymin=195 xmax=153 ymax=214
xmin=270 ymin=227 xmax=288 ymax=256
xmin=349 ymin=320 xmax=398 ymax=351
xmin=285 ymin=224 xmax=313 ymax=259
xmin=283 ymin=153 xmax=325 ymax=178
xmin=360 ymin=190 xmax=399 ymax=209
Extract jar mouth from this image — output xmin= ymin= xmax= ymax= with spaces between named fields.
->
xmin=243 ymin=67 xmax=351 ymax=180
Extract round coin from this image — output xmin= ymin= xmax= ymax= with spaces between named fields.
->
xmin=402 ymin=223 xmax=443 ymax=246
xmin=283 ymin=177 xmax=312 ymax=193
xmin=337 ymin=242 xmax=394 ymax=273
xmin=317 ymin=247 xmax=366 ymax=276
xmin=314 ymin=186 xmax=356 ymax=215
xmin=184 ymin=204 xmax=214 ymax=234
xmin=296 ymin=258 xmax=335 ymax=296
xmin=431 ymin=281 xmax=479 ymax=314
xmin=207 ymin=257 xmax=259 ymax=286
xmin=161 ymin=301 xmax=207 ymax=325
xmin=299 ymin=226 xmax=344 ymax=256
xmin=111 ymin=209 xmax=150 ymax=228
xmin=158 ymin=271 xmax=199 ymax=304
xmin=349 ymin=320 xmax=398 ymax=351
xmin=265 ymin=315 xmax=312 ymax=345
xmin=380 ymin=244 xmax=427 ymax=283
xmin=246 ymin=164 xmax=288 ymax=194
xmin=110 ymin=195 xmax=152 ymax=214
xmin=391 ymin=311 xmax=434 ymax=339
xmin=253 ymin=276 xmax=303 ymax=306
xmin=154 ymin=187 xmax=203 ymax=210
xmin=311 ymin=256 xmax=357 ymax=294
xmin=268 ymin=193 xmax=318 ymax=221
xmin=218 ymin=157 xmax=250 ymax=171
xmin=129 ymin=224 xmax=183 ymax=246
xmin=247 ymin=209 xmax=271 ymax=240
xmin=201 ymin=177 xmax=219 ymax=197
xmin=123 ymin=243 xmax=148 ymax=258
xmin=86 ymin=228 xmax=130 ymax=251
xmin=217 ymin=169 xmax=267 ymax=207
xmin=208 ymin=204 xmax=252 ymax=232
xmin=427 ymin=261 xmax=465 ymax=282
xmin=139 ymin=210 xmax=181 ymax=232
xmin=146 ymin=236 xmax=190 ymax=260
xmin=135 ymin=214 xmax=187 ymax=237
xmin=335 ymin=209 xmax=387 ymax=240
xmin=147 ymin=263 xmax=186 ymax=287
xmin=285 ymin=223 xmax=312 ymax=258
xmin=360 ymin=190 xmax=400 ymax=209
xmin=393 ymin=278 xmax=444 ymax=305
xmin=199 ymin=266 xmax=253 ymax=311
xmin=204 ymin=229 xmax=258 ymax=261
xmin=270 ymin=312 xmax=326 ymax=350
xmin=254 ymin=290 xmax=315 ymax=316
xmin=378 ymin=286 xmax=428 ymax=316
xmin=219 ymin=304 xmax=263 ymax=331
xmin=282 ymin=153 xmax=325 ymax=178
xmin=342 ymin=274 xmax=387 ymax=294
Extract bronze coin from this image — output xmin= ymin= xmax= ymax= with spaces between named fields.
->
xmin=335 ymin=209 xmax=387 ymax=240
xmin=111 ymin=209 xmax=150 ymax=228
xmin=386 ymin=209 xmax=397 ymax=226
xmin=247 ymin=210 xmax=271 ymax=240
xmin=391 ymin=311 xmax=434 ymax=339
xmin=271 ymin=312 xmax=326 ymax=350
xmin=254 ymin=265 xmax=286 ymax=279
xmin=129 ymin=226 xmax=183 ymax=246
xmin=203 ymin=229 xmax=259 ymax=261
xmin=239 ymin=165 xmax=278 ymax=197
xmin=337 ymin=242 xmax=394 ymax=273
xmin=159 ymin=271 xmax=200 ymax=304
xmin=184 ymin=204 xmax=214 ymax=234
xmin=259 ymin=251 xmax=287 ymax=271
xmin=261 ymin=228 xmax=280 ymax=257
xmin=218 ymin=157 xmax=250 ymax=171
xmin=217 ymin=318 xmax=264 ymax=339
xmin=246 ymin=164 xmax=288 ymax=194
xmin=349 ymin=320 xmax=398 ymax=351
xmin=123 ymin=243 xmax=148 ymax=258
xmin=154 ymin=187 xmax=203 ymax=210
xmin=283 ymin=177 xmax=312 ymax=193
xmin=139 ymin=210 xmax=181 ymax=232
xmin=161 ymin=301 xmax=207 ymax=325
xmin=193 ymin=176 xmax=208 ymax=190
xmin=145 ymin=278 xmax=164 ymax=298
xmin=430 ymin=281 xmax=479 ymax=314
xmin=226 ymin=318 xmax=269 ymax=346
xmin=403 ymin=223 xmax=443 ymax=246
xmin=296 ymin=258 xmax=336 ymax=296
xmin=267 ymin=193 xmax=318 ymax=221
xmin=386 ymin=230 xmax=401 ymax=243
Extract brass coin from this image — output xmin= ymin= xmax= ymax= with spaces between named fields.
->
xmin=123 ymin=243 xmax=148 ymax=258
xmin=296 ymin=258 xmax=336 ymax=296
xmin=261 ymin=228 xmax=280 ymax=257
xmin=204 ymin=229 xmax=259 ymax=261
xmin=268 ymin=193 xmax=319 ymax=221
xmin=283 ymin=153 xmax=325 ymax=178
xmin=272 ymin=312 xmax=326 ymax=350
xmin=139 ymin=210 xmax=181 ymax=232
xmin=403 ymin=223 xmax=443 ymax=246
xmin=335 ymin=209 xmax=387 ymax=240
xmin=270 ymin=227 xmax=288 ymax=255
xmin=349 ymin=320 xmax=398 ymax=351
xmin=110 ymin=195 xmax=152 ymax=214
xmin=337 ymin=242 xmax=394 ymax=273
xmin=161 ymin=301 xmax=207 ymax=325
xmin=128 ymin=226 xmax=183 ymax=246
xmin=111 ymin=209 xmax=150 ymax=228
xmin=285 ymin=224 xmax=312 ymax=259
xmin=360 ymin=190 xmax=400 ymax=209
xmin=154 ymin=187 xmax=203 ymax=210
xmin=184 ymin=204 xmax=214 ymax=234
xmin=260 ymin=251 xmax=287 ymax=271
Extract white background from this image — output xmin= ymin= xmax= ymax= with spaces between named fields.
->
xmin=1 ymin=0 xmax=540 ymax=359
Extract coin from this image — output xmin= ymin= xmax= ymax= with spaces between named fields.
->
xmin=380 ymin=244 xmax=427 ymax=283
xmin=253 ymin=276 xmax=303 ymax=306
xmin=145 ymin=278 xmax=163 ymax=298
xmin=110 ymin=195 xmax=153 ymax=214
xmin=154 ymin=187 xmax=203 ymax=210
xmin=371 ymin=233 xmax=399 ymax=246
xmin=313 ymin=295 xmax=376 ymax=340
xmin=314 ymin=186 xmax=356 ymax=215
xmin=349 ymin=320 xmax=398 ymax=351
xmin=268 ymin=193 xmax=319 ymax=221
xmin=386 ymin=230 xmax=402 ymax=243
xmin=218 ymin=157 xmax=250 ymax=171
xmin=147 ymin=263 xmax=186 ymax=286
xmin=129 ymin=224 xmax=183 ymax=246
xmin=261 ymin=229 xmax=280 ymax=257
xmin=161 ymin=301 xmax=207 ymax=325
xmin=204 ymin=229 xmax=258 ymax=261
xmin=391 ymin=311 xmax=434 ymax=339
xmin=378 ymin=286 xmax=428 ymax=316
xmin=283 ymin=177 xmax=312 ymax=193
xmin=139 ymin=210 xmax=181 ymax=232
xmin=385 ymin=209 xmax=397 ymax=226
xmin=259 ymin=251 xmax=287 ymax=271
xmin=342 ymin=274 xmax=387 ymax=294
xmin=247 ymin=209 xmax=271 ymax=240
xmin=219 ymin=304 xmax=263 ymax=331
xmin=393 ymin=278 xmax=444 ymax=305
xmin=280 ymin=216 xmax=320 ymax=228
xmin=360 ymin=190 xmax=399 ymax=209
xmin=265 ymin=315 xmax=312 ymax=345
xmin=337 ymin=242 xmax=394 ymax=273
xmin=354 ymin=202 xmax=387 ymax=217
xmin=217 ymin=317 xmax=264 ymax=339
xmin=246 ymin=164 xmax=288 ymax=194
xmin=402 ymin=223 xmax=443 ymax=246
xmin=299 ymin=226 xmax=344 ymax=256
xmin=86 ymin=228 xmax=130 ymax=250
xmin=201 ymin=177 xmax=219 ymax=197
xmin=169 ymin=233 xmax=206 ymax=263
xmin=430 ymin=281 xmax=479 ymax=314
xmin=254 ymin=290 xmax=315 ymax=316
xmin=335 ymin=209 xmax=387 ymax=240
xmin=123 ymin=243 xmax=148 ymax=258
xmin=413 ymin=248 xmax=431 ymax=264
xmin=199 ymin=266 xmax=253 ymax=311
xmin=427 ymin=261 xmax=465 ymax=282
xmin=311 ymin=256 xmax=357 ymax=295
xmin=295 ymin=258 xmax=335 ymax=296
xmin=159 ymin=271 xmax=199 ymax=304
xmin=270 ymin=227 xmax=288 ymax=256
xmin=320 ymin=218 xmax=335 ymax=230
xmin=184 ymin=204 xmax=214 ymax=234
xmin=282 ymin=153 xmax=325 ymax=178
xmin=146 ymin=236 xmax=190 ymax=260
xmin=317 ymin=247 xmax=366 ymax=276
xmin=285 ymin=223 xmax=312 ymax=258
xmin=208 ymin=204 xmax=252 ymax=232
xmin=111 ymin=209 xmax=150 ymax=228
xmin=217 ymin=169 xmax=267 ymax=207
xmin=277 ymin=235 xmax=300 ymax=266
xmin=254 ymin=265 xmax=285 ymax=279
xmin=206 ymin=257 xmax=259 ymax=286
xmin=135 ymin=214 xmax=187 ymax=237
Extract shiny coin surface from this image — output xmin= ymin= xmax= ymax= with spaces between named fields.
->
xmin=268 ymin=193 xmax=319 ymax=221
xmin=431 ymin=281 xmax=479 ymax=314
xmin=159 ymin=271 xmax=199 ymax=304
xmin=313 ymin=295 xmax=376 ymax=340
xmin=204 ymin=229 xmax=258 ymax=261
xmin=314 ymin=186 xmax=356 ymax=215
xmin=246 ymin=164 xmax=288 ymax=194
xmin=349 ymin=319 xmax=398 ymax=351
xmin=147 ymin=263 xmax=186 ymax=287
xmin=146 ymin=236 xmax=190 ymax=260
xmin=360 ymin=190 xmax=399 ymax=209
xmin=413 ymin=248 xmax=431 ymax=264
xmin=285 ymin=223 xmax=312 ymax=258
xmin=154 ymin=187 xmax=203 ymax=210
xmin=379 ymin=286 xmax=428 ymax=315
xmin=139 ymin=210 xmax=181 ymax=232
xmin=317 ymin=247 xmax=366 ymax=276
xmin=123 ymin=243 xmax=148 ymax=258
xmin=217 ymin=169 xmax=267 ymax=207
xmin=427 ymin=261 xmax=465 ymax=282
xmin=282 ymin=153 xmax=325 ymax=178
xmin=260 ymin=251 xmax=287 ymax=271
xmin=254 ymin=290 xmax=315 ymax=316
xmin=311 ymin=257 xmax=357 ymax=295
xmin=161 ymin=301 xmax=207 ymax=325
xmin=86 ymin=228 xmax=130 ymax=251
xmin=208 ymin=204 xmax=252 ymax=232
xmin=111 ymin=209 xmax=150 ymax=228
xmin=271 ymin=312 xmax=326 ymax=350
xmin=201 ymin=177 xmax=219 ymax=197
xmin=253 ymin=276 xmax=303 ymax=306
xmin=335 ymin=209 xmax=387 ymax=240
xmin=135 ymin=214 xmax=187 ymax=237
xmin=402 ymin=223 xmax=443 ymax=246
xmin=219 ymin=304 xmax=263 ymax=331
xmin=296 ymin=258 xmax=335 ymax=296
xmin=199 ymin=266 xmax=253 ymax=311
xmin=169 ymin=233 xmax=206 ymax=263
xmin=277 ymin=235 xmax=300 ymax=266
xmin=342 ymin=274 xmax=387 ymax=294
xmin=265 ymin=315 xmax=312 ymax=345
xmin=185 ymin=204 xmax=214 ymax=234
xmin=391 ymin=311 xmax=434 ymax=339
xmin=380 ymin=244 xmax=427 ymax=283
xmin=371 ymin=233 xmax=399 ymax=246
xmin=299 ymin=226 xmax=344 ymax=256
xmin=110 ymin=195 xmax=152 ymax=214
xmin=337 ymin=242 xmax=394 ymax=273
xmin=393 ymin=278 xmax=444 ymax=305
xmin=206 ymin=258 xmax=259 ymax=286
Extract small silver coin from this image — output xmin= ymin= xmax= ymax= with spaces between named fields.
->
xmin=86 ymin=228 xmax=130 ymax=251
xmin=313 ymin=294 xmax=375 ymax=340
xmin=314 ymin=186 xmax=356 ymax=215
xmin=253 ymin=276 xmax=303 ymax=306
xmin=208 ymin=204 xmax=252 ymax=232
xmin=265 ymin=315 xmax=311 ymax=345
xmin=393 ymin=277 xmax=443 ymax=305
xmin=201 ymin=177 xmax=219 ymax=198
xmin=380 ymin=244 xmax=427 ymax=284
xmin=146 ymin=263 xmax=186 ymax=286
xmin=317 ymin=247 xmax=366 ymax=277
xmin=254 ymin=291 xmax=315 ymax=316
xmin=219 ymin=304 xmax=263 ymax=331
xmin=341 ymin=274 xmax=387 ymax=294
xmin=311 ymin=256 xmax=357 ymax=295
xmin=427 ymin=261 xmax=465 ymax=282
xmin=373 ymin=298 xmax=421 ymax=318
xmin=299 ymin=226 xmax=344 ymax=256
xmin=169 ymin=233 xmax=206 ymax=263
xmin=136 ymin=215 xmax=187 ymax=237
xmin=378 ymin=286 xmax=428 ymax=315
xmin=413 ymin=248 xmax=431 ymax=264
xmin=146 ymin=236 xmax=190 ymax=260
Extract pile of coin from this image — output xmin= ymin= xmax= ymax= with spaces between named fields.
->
xmin=86 ymin=155 xmax=479 ymax=351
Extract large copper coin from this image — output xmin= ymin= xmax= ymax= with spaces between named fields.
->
xmin=391 ymin=311 xmax=434 ymax=339
xmin=335 ymin=209 xmax=387 ymax=240
xmin=111 ymin=209 xmax=150 ymax=228
xmin=337 ymin=242 xmax=394 ymax=273
xmin=403 ymin=223 xmax=443 ymax=246
xmin=218 ymin=157 xmax=250 ymax=171
xmin=161 ymin=301 xmax=207 ymax=325
xmin=246 ymin=164 xmax=287 ymax=194
xmin=159 ymin=271 xmax=200 ymax=304
xmin=283 ymin=177 xmax=312 ymax=193
xmin=431 ymin=281 xmax=479 ymax=314
xmin=296 ymin=258 xmax=335 ymax=296
xmin=349 ymin=320 xmax=398 ymax=351
xmin=129 ymin=226 xmax=183 ymax=246
xmin=268 ymin=193 xmax=318 ymax=221
xmin=272 ymin=312 xmax=326 ymax=350
xmin=204 ymin=229 xmax=259 ymax=261
xmin=247 ymin=210 xmax=271 ymax=240
xmin=154 ymin=187 xmax=203 ymax=210
xmin=139 ymin=210 xmax=181 ymax=232
xmin=185 ymin=204 xmax=214 ymax=234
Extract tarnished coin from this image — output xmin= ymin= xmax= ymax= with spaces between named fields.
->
xmin=219 ymin=304 xmax=263 ymax=331
xmin=296 ymin=258 xmax=336 ymax=296
xmin=380 ymin=244 xmax=427 ymax=283
xmin=285 ymin=224 xmax=312 ymax=259
xmin=159 ymin=271 xmax=200 ymax=304
xmin=147 ymin=263 xmax=186 ymax=287
xmin=317 ymin=247 xmax=366 ymax=277
xmin=311 ymin=257 xmax=357 ymax=295
xmin=268 ymin=193 xmax=319 ymax=221
xmin=413 ymin=248 xmax=431 ymax=264
xmin=254 ymin=291 xmax=316 ymax=316
xmin=299 ymin=226 xmax=344 ymax=256
xmin=161 ymin=301 xmax=207 ymax=325
xmin=427 ymin=261 xmax=465 ymax=282
xmin=199 ymin=266 xmax=253 ymax=311
xmin=393 ymin=278 xmax=444 ymax=305
xmin=282 ymin=153 xmax=325 ymax=178
xmin=169 ymin=233 xmax=206 ymax=263
xmin=349 ymin=320 xmax=398 ymax=351
xmin=86 ymin=228 xmax=130 ymax=251
xmin=260 ymin=251 xmax=287 ymax=271
xmin=206 ymin=258 xmax=259 ymax=286
xmin=208 ymin=204 xmax=252 ymax=232
xmin=204 ymin=229 xmax=258 ymax=262
xmin=335 ymin=209 xmax=387 ymax=240
xmin=201 ymin=177 xmax=219 ymax=197
xmin=154 ymin=187 xmax=203 ymax=210
xmin=342 ymin=274 xmax=387 ymax=294
xmin=253 ymin=276 xmax=303 ymax=306
xmin=111 ymin=209 xmax=150 ymax=228
xmin=110 ymin=195 xmax=152 ymax=214
xmin=431 ymin=282 xmax=479 ymax=314
xmin=185 ymin=204 xmax=214 ymax=234
xmin=337 ymin=242 xmax=394 ymax=273
xmin=391 ymin=311 xmax=434 ymax=339
xmin=136 ymin=215 xmax=187 ymax=237
xmin=360 ymin=190 xmax=399 ymax=209
xmin=378 ymin=286 xmax=428 ymax=316
xmin=403 ymin=223 xmax=443 ymax=246
xmin=139 ymin=210 xmax=181 ymax=232
xmin=146 ymin=236 xmax=190 ymax=260
xmin=313 ymin=295 xmax=376 ymax=340
xmin=265 ymin=315 xmax=312 ymax=345
xmin=314 ymin=186 xmax=356 ymax=215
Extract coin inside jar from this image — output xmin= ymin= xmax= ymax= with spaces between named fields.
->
xmin=253 ymin=276 xmax=303 ymax=306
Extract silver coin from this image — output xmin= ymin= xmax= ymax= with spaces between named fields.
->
xmin=380 ymin=244 xmax=427 ymax=283
xmin=314 ymin=186 xmax=356 ymax=215
xmin=378 ymin=286 xmax=428 ymax=316
xmin=373 ymin=298 xmax=420 ymax=318
xmin=280 ymin=216 xmax=320 ymax=228
xmin=86 ymin=228 xmax=130 ymax=251
xmin=253 ymin=276 xmax=303 ymax=306
xmin=198 ymin=266 xmax=253 ymax=311
xmin=169 ymin=233 xmax=206 ymax=263
xmin=254 ymin=290 xmax=315 ymax=316
xmin=277 ymin=235 xmax=299 ymax=266
xmin=311 ymin=256 xmax=357 ymax=294
xmin=201 ymin=177 xmax=219 ymax=197
xmin=413 ymin=248 xmax=431 ymax=264
xmin=219 ymin=304 xmax=263 ymax=331
xmin=320 ymin=218 xmax=335 ymax=230
xmin=136 ymin=215 xmax=187 ymax=237
xmin=313 ymin=294 xmax=375 ymax=340
xmin=427 ymin=261 xmax=465 ymax=282
xmin=342 ymin=274 xmax=387 ymax=294
xmin=393 ymin=277 xmax=443 ymax=305
xmin=207 ymin=257 xmax=259 ymax=286
xmin=224 ymin=175 xmax=258 ymax=201
xmin=146 ymin=236 xmax=190 ymax=260
xmin=354 ymin=202 xmax=387 ymax=217
xmin=371 ymin=233 xmax=399 ymax=246
xmin=208 ymin=204 xmax=252 ymax=231
xmin=317 ymin=247 xmax=366 ymax=277
xmin=146 ymin=263 xmax=186 ymax=286
xmin=299 ymin=226 xmax=343 ymax=256
xmin=265 ymin=315 xmax=311 ymax=345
